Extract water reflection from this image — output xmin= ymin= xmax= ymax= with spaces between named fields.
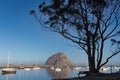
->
xmin=46 ymin=67 xmax=71 ymax=79
xmin=0 ymin=67 xmax=119 ymax=80
xmin=1 ymin=73 xmax=16 ymax=80
xmin=2 ymin=72 xmax=16 ymax=75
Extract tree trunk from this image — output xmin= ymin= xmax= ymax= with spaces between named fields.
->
xmin=88 ymin=56 xmax=99 ymax=76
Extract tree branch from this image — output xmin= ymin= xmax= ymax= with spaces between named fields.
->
xmin=100 ymin=50 xmax=120 ymax=68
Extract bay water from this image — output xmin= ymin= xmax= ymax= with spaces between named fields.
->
xmin=0 ymin=67 xmax=119 ymax=80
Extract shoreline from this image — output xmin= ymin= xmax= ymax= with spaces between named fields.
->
xmin=52 ymin=73 xmax=120 ymax=80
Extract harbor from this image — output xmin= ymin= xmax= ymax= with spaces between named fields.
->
xmin=0 ymin=64 xmax=120 ymax=80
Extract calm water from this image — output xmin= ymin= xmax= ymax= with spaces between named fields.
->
xmin=0 ymin=67 xmax=119 ymax=80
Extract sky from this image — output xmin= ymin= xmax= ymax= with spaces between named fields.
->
xmin=0 ymin=0 xmax=119 ymax=65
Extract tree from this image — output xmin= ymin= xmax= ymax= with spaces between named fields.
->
xmin=30 ymin=0 xmax=120 ymax=74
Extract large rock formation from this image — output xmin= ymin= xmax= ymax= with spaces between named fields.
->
xmin=45 ymin=52 xmax=73 ymax=67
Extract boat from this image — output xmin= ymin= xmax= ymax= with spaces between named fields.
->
xmin=55 ymin=67 xmax=62 ymax=72
xmin=24 ymin=67 xmax=30 ymax=71
xmin=33 ymin=67 xmax=40 ymax=70
xmin=100 ymin=66 xmax=110 ymax=71
xmin=33 ymin=64 xmax=40 ymax=70
xmin=2 ymin=49 xmax=16 ymax=74
xmin=50 ymin=66 xmax=54 ymax=70
xmin=114 ymin=66 xmax=120 ymax=70
xmin=73 ymin=66 xmax=81 ymax=70
xmin=2 ymin=68 xmax=16 ymax=74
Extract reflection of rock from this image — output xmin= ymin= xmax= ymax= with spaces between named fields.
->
xmin=45 ymin=52 xmax=73 ymax=67
xmin=45 ymin=52 xmax=73 ymax=79
xmin=46 ymin=67 xmax=70 ymax=79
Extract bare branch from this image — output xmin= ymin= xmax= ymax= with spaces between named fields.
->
xmin=100 ymin=50 xmax=120 ymax=68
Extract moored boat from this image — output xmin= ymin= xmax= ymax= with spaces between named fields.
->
xmin=2 ymin=67 xmax=16 ymax=74
xmin=33 ymin=67 xmax=40 ymax=70
xmin=2 ymin=49 xmax=16 ymax=74
xmin=24 ymin=67 xmax=30 ymax=71
xmin=55 ymin=67 xmax=62 ymax=72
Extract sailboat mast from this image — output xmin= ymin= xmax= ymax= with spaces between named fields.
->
xmin=7 ymin=49 xmax=10 ymax=67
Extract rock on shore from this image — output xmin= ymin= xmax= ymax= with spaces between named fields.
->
xmin=45 ymin=52 xmax=73 ymax=67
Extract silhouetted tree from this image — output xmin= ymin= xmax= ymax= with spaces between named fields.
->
xmin=30 ymin=0 xmax=120 ymax=74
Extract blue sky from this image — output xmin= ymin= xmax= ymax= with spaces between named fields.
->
xmin=0 ymin=0 xmax=119 ymax=65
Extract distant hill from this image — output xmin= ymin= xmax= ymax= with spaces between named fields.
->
xmin=45 ymin=52 xmax=73 ymax=67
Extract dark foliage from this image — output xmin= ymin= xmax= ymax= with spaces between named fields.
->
xmin=31 ymin=0 xmax=120 ymax=74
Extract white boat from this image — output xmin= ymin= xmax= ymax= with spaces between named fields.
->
xmin=101 ymin=66 xmax=110 ymax=71
xmin=2 ymin=50 xmax=16 ymax=74
xmin=73 ymin=66 xmax=81 ymax=70
xmin=50 ymin=67 xmax=54 ymax=70
xmin=2 ymin=68 xmax=16 ymax=74
xmin=24 ymin=68 xmax=30 ymax=71
xmin=33 ymin=67 xmax=40 ymax=70
xmin=55 ymin=67 xmax=62 ymax=72
xmin=114 ymin=66 xmax=120 ymax=70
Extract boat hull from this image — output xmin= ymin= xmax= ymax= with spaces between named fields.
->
xmin=2 ymin=68 xmax=16 ymax=74
xmin=2 ymin=70 xmax=16 ymax=74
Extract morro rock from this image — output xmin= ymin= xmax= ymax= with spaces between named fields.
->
xmin=45 ymin=52 xmax=73 ymax=67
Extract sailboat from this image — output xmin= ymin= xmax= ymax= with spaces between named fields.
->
xmin=2 ymin=50 xmax=16 ymax=74
xmin=33 ymin=66 xmax=40 ymax=70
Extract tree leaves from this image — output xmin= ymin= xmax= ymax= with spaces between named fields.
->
xmin=111 ymin=39 xmax=117 ymax=45
xmin=39 ymin=2 xmax=45 ymax=9
xmin=31 ymin=0 xmax=120 ymax=73
xmin=30 ymin=10 xmax=35 ymax=15
xmin=111 ymin=39 xmax=120 ymax=46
